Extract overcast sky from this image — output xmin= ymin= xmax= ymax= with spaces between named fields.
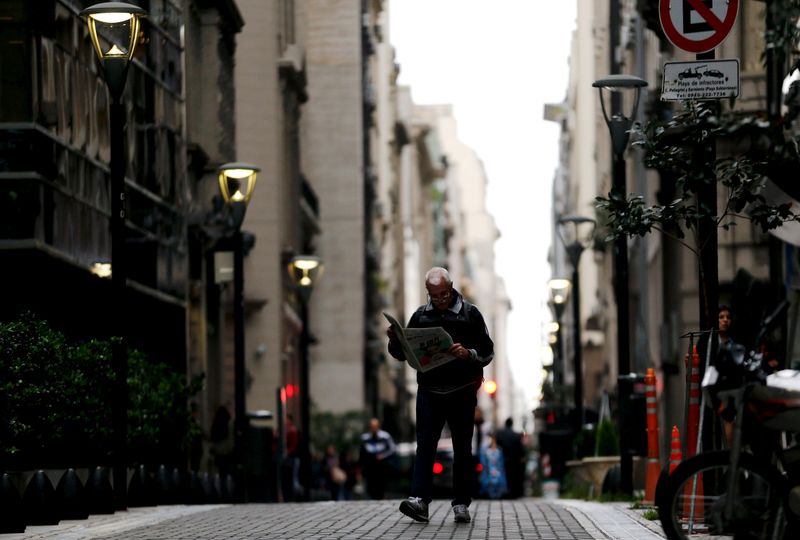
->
xmin=389 ymin=1 xmax=577 ymax=410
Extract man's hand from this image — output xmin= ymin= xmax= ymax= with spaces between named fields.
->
xmin=448 ymin=343 xmax=471 ymax=360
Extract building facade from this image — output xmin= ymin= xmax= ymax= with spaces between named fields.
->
xmin=547 ymin=0 xmax=800 ymax=464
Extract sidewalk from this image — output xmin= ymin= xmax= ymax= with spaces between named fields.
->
xmin=5 ymin=498 xmax=666 ymax=540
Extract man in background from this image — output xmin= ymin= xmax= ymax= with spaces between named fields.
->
xmin=359 ymin=418 xmax=397 ymax=500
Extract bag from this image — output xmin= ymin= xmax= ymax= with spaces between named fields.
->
xmin=330 ymin=465 xmax=347 ymax=485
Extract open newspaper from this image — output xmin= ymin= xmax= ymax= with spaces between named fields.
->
xmin=383 ymin=312 xmax=456 ymax=372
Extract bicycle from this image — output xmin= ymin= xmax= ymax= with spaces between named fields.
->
xmin=657 ymin=302 xmax=800 ymax=539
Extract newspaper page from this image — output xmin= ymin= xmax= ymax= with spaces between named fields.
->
xmin=383 ymin=312 xmax=456 ymax=372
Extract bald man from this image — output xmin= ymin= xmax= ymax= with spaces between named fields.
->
xmin=388 ymin=267 xmax=494 ymax=524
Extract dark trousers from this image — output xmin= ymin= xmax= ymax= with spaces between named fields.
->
xmin=364 ymin=462 xmax=389 ymax=499
xmin=412 ymin=386 xmax=477 ymax=506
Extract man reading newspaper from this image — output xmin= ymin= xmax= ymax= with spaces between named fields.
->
xmin=386 ymin=267 xmax=493 ymax=525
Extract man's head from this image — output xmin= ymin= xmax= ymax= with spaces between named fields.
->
xmin=369 ymin=417 xmax=380 ymax=434
xmin=718 ymin=305 xmax=732 ymax=335
xmin=425 ymin=267 xmax=453 ymax=311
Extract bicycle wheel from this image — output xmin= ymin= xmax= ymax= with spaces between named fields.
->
xmin=658 ymin=450 xmax=789 ymax=540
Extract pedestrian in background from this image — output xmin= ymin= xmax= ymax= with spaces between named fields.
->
xmin=479 ymin=434 xmax=507 ymax=500
xmin=323 ymin=444 xmax=347 ymax=501
xmin=388 ymin=267 xmax=494 ymax=524
xmin=359 ymin=417 xmax=396 ymax=499
xmin=495 ymin=417 xmax=525 ymax=498
xmin=209 ymin=403 xmax=235 ymax=477
xmin=282 ymin=414 xmax=302 ymax=501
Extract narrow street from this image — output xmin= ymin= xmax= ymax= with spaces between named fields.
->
xmin=7 ymin=499 xmax=666 ymax=540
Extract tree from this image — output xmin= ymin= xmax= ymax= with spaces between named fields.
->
xmin=596 ymin=2 xmax=800 ymax=325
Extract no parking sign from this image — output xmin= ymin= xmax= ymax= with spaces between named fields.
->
xmin=659 ymin=0 xmax=739 ymax=54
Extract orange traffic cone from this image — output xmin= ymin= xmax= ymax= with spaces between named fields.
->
xmin=686 ymin=347 xmax=701 ymax=458
xmin=669 ymin=425 xmax=682 ymax=474
xmin=643 ymin=368 xmax=660 ymax=505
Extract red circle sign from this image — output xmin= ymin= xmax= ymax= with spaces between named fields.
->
xmin=659 ymin=0 xmax=739 ymax=53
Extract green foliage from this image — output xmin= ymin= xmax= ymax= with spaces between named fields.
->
xmin=763 ymin=0 xmax=800 ymax=68
xmin=595 ymin=417 xmax=620 ymax=457
xmin=310 ymin=409 xmax=368 ymax=454
xmin=595 ymin=100 xmax=800 ymax=253
xmin=128 ymin=348 xmax=205 ymax=466
xmin=574 ymin=426 xmax=595 ymax=460
xmin=641 ymin=508 xmax=660 ymax=521
xmin=558 ymin=470 xmax=591 ymax=500
xmin=539 ymin=379 xmax=571 ymax=406
xmin=0 ymin=313 xmax=202 ymax=468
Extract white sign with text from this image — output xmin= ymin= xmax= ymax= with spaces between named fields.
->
xmin=661 ymin=59 xmax=740 ymax=101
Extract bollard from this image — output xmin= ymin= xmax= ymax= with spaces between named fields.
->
xmin=669 ymin=426 xmax=682 ymax=474
xmin=85 ymin=466 xmax=114 ymax=515
xmin=55 ymin=468 xmax=88 ymax=521
xmin=686 ymin=347 xmax=701 ymax=458
xmin=23 ymin=470 xmax=59 ymax=526
xmin=643 ymin=368 xmax=660 ymax=505
xmin=1 ymin=472 xmax=26 ymax=533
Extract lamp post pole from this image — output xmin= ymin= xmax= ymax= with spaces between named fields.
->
xmin=81 ymin=2 xmax=146 ymax=510
xmin=593 ymin=74 xmax=647 ymax=496
xmin=548 ymin=279 xmax=570 ymax=389
xmin=566 ymin=246 xmax=584 ymax=434
xmin=232 ymin=222 xmax=246 ymax=502
xmin=288 ymin=255 xmax=323 ymax=502
xmin=298 ymin=291 xmax=311 ymax=501
xmin=557 ymin=217 xmax=595 ymax=436
xmin=217 ymin=163 xmax=260 ymax=502
xmin=109 ymin=84 xmax=128 ymax=513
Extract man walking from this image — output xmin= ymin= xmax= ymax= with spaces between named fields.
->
xmin=359 ymin=418 xmax=397 ymax=500
xmin=495 ymin=417 xmax=525 ymax=498
xmin=388 ymin=267 xmax=494 ymax=524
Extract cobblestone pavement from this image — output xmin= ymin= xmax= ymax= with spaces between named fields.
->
xmin=7 ymin=499 xmax=667 ymax=540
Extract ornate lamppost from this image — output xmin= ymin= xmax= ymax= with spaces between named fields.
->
xmin=556 ymin=215 xmax=596 ymax=436
xmin=217 ymin=162 xmax=260 ymax=501
xmin=592 ymin=74 xmax=647 ymax=495
xmin=80 ymin=1 xmax=146 ymax=510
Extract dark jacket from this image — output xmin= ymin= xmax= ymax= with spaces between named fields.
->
xmin=388 ymin=289 xmax=494 ymax=393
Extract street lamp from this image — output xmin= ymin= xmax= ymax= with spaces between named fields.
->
xmin=218 ymin=162 xmax=260 ymax=501
xmin=80 ymin=1 xmax=146 ymax=510
xmin=287 ymin=255 xmax=324 ymax=501
xmin=547 ymin=278 xmax=571 ymax=385
xmin=556 ymin=216 xmax=595 ymax=436
xmin=593 ymin=74 xmax=647 ymax=495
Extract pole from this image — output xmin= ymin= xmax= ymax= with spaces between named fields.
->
xmin=233 ymin=229 xmax=247 ymax=502
xmin=571 ymin=263 xmax=583 ymax=435
xmin=298 ymin=295 xmax=311 ymax=501
xmin=696 ymin=50 xmax=719 ymax=452
xmin=612 ymin=151 xmax=633 ymax=495
xmin=696 ymin=49 xmax=719 ymax=335
xmin=110 ymin=97 xmax=128 ymax=511
xmin=554 ymin=322 xmax=563 ymax=385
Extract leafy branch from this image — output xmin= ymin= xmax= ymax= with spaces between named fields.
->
xmin=595 ymin=100 xmax=800 ymax=249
